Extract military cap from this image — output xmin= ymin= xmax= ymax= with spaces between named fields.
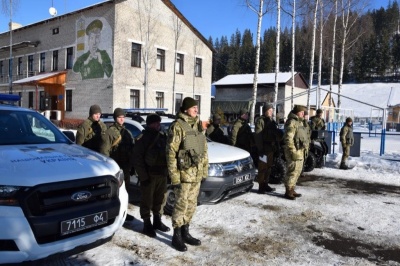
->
xmin=113 ymin=108 xmax=125 ymax=119
xmin=262 ymin=103 xmax=273 ymax=113
xmin=86 ymin=19 xmax=103 ymax=35
xmin=89 ymin=104 xmax=101 ymax=116
xmin=292 ymin=105 xmax=307 ymax=114
xmin=146 ymin=113 xmax=161 ymax=125
xmin=180 ymin=97 xmax=197 ymax=112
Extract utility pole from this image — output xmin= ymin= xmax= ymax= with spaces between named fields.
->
xmin=8 ymin=0 xmax=13 ymax=94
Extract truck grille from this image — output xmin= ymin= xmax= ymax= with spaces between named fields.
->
xmin=222 ymin=157 xmax=254 ymax=176
xmin=19 ymin=176 xmax=121 ymax=244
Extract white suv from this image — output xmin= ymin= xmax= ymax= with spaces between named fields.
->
xmin=0 ymin=99 xmax=128 ymax=264
xmin=102 ymin=115 xmax=256 ymax=214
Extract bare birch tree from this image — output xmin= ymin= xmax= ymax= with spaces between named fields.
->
xmin=273 ymin=0 xmax=281 ymax=121
xmin=171 ymin=14 xmax=183 ymax=114
xmin=329 ymin=0 xmax=338 ymax=108
xmin=246 ymin=0 xmax=269 ymax=126
xmin=306 ymin=0 xmax=319 ymax=113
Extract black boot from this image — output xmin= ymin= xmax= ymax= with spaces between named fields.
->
xmin=257 ymin=182 xmax=266 ymax=194
xmin=142 ymin=218 xmax=156 ymax=238
xmin=153 ymin=214 xmax=170 ymax=232
xmin=181 ymin=224 xmax=201 ymax=246
xmin=265 ymin=184 xmax=276 ymax=192
xmin=340 ymin=162 xmax=349 ymax=170
xmin=171 ymin=227 xmax=187 ymax=252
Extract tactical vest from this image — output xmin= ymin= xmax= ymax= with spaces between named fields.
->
xmin=145 ymin=132 xmax=167 ymax=167
xmin=109 ymin=126 xmax=134 ymax=163
xmin=287 ymin=118 xmax=308 ymax=150
xmin=176 ymin=118 xmax=206 ymax=169
xmin=341 ymin=125 xmax=354 ymax=145
xmin=261 ymin=116 xmax=279 ymax=142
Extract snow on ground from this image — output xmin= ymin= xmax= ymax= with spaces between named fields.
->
xmin=58 ymin=131 xmax=400 ymax=266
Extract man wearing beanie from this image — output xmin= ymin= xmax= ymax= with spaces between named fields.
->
xmin=100 ymin=108 xmax=135 ymax=221
xmin=133 ymin=114 xmax=170 ymax=237
xmin=166 ymin=97 xmax=208 ymax=252
xmin=339 ymin=117 xmax=354 ymax=170
xmin=230 ymin=108 xmax=254 ymax=153
xmin=254 ymin=103 xmax=282 ymax=194
xmin=310 ymin=108 xmax=326 ymax=131
xmin=76 ymin=104 xmax=107 ymax=152
xmin=206 ymin=114 xmax=229 ymax=144
xmin=283 ymin=105 xmax=308 ymax=200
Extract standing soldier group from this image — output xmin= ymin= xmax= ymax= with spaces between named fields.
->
xmin=76 ymin=98 xmax=207 ymax=252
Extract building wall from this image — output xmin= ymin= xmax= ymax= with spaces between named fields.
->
xmin=0 ymin=0 xmax=212 ymax=120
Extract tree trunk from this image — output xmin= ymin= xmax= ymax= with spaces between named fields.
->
xmin=273 ymin=0 xmax=281 ymax=121
xmin=307 ymin=0 xmax=319 ymax=113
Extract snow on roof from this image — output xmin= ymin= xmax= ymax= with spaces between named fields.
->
xmin=318 ymin=83 xmax=400 ymax=117
xmin=213 ymin=72 xmax=295 ymax=86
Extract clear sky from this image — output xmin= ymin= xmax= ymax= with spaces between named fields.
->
xmin=0 ymin=0 xmax=391 ymax=40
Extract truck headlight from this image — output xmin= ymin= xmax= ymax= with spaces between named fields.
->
xmin=0 ymin=186 xmax=22 ymax=206
xmin=114 ymin=169 xmax=125 ymax=187
xmin=208 ymin=163 xmax=224 ymax=177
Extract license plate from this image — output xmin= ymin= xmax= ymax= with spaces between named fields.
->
xmin=61 ymin=211 xmax=108 ymax=236
xmin=233 ymin=174 xmax=251 ymax=185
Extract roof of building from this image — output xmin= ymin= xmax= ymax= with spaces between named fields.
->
xmin=213 ymin=72 xmax=297 ymax=86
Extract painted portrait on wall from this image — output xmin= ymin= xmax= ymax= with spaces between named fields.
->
xmin=73 ymin=18 xmax=113 ymax=80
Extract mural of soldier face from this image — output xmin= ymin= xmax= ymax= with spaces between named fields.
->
xmin=88 ymin=31 xmax=101 ymax=56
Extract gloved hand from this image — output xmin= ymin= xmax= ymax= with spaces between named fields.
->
xmin=140 ymin=179 xmax=151 ymax=187
xmin=169 ymin=183 xmax=182 ymax=190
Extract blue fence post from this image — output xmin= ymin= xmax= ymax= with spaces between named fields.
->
xmin=380 ymin=128 xmax=386 ymax=156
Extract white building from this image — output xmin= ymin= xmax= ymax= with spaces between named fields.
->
xmin=0 ymin=0 xmax=213 ymax=120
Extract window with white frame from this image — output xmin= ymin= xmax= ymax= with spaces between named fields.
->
xmin=17 ymin=57 xmax=23 ymax=76
xmin=66 ymin=47 xmax=74 ymax=70
xmin=28 ymin=55 xmax=34 ymax=76
xmin=194 ymin=95 xmax=201 ymax=114
xmin=195 ymin=57 xmax=202 ymax=77
xmin=130 ymin=89 xmax=140 ymax=108
xmin=52 ymin=50 xmax=58 ymax=71
xmin=175 ymin=93 xmax=183 ymax=114
xmin=176 ymin=53 xmax=184 ymax=74
xmin=40 ymin=52 xmax=46 ymax=73
xmin=156 ymin=91 xmax=164 ymax=108
xmin=156 ymin=49 xmax=165 ymax=71
xmin=131 ymin=43 xmax=141 ymax=67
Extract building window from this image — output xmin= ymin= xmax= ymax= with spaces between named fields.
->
xmin=17 ymin=57 xmax=23 ymax=76
xmin=195 ymin=57 xmax=202 ymax=77
xmin=18 ymin=92 xmax=22 ymax=107
xmin=28 ymin=91 xmax=34 ymax=109
xmin=131 ymin=43 xmax=141 ymax=67
xmin=28 ymin=55 xmax=34 ymax=76
xmin=156 ymin=91 xmax=164 ymax=108
xmin=39 ymin=91 xmax=45 ymax=110
xmin=194 ymin=95 xmax=201 ymax=114
xmin=176 ymin=53 xmax=184 ymax=74
xmin=175 ymin=93 xmax=183 ymax=114
xmin=52 ymin=27 xmax=59 ymax=35
xmin=66 ymin=90 xmax=72 ymax=111
xmin=66 ymin=47 xmax=74 ymax=70
xmin=40 ymin=52 xmax=46 ymax=73
xmin=0 ymin=60 xmax=3 ymax=77
xmin=52 ymin=50 xmax=58 ymax=71
xmin=156 ymin=49 xmax=165 ymax=71
xmin=130 ymin=89 xmax=140 ymax=108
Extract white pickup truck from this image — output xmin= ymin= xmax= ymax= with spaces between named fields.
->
xmin=0 ymin=98 xmax=128 ymax=264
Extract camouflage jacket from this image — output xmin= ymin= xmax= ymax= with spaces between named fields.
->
xmin=133 ymin=128 xmax=168 ymax=181
xmin=254 ymin=115 xmax=282 ymax=154
xmin=100 ymin=122 xmax=134 ymax=167
xmin=310 ymin=116 xmax=326 ymax=130
xmin=230 ymin=118 xmax=254 ymax=153
xmin=76 ymin=118 xmax=107 ymax=152
xmin=283 ymin=112 xmax=308 ymax=161
xmin=166 ymin=112 xmax=209 ymax=185
xmin=340 ymin=124 xmax=354 ymax=147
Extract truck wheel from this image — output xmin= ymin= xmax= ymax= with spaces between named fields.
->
xmin=163 ymin=187 xmax=175 ymax=216
xmin=269 ymin=157 xmax=287 ymax=184
xmin=303 ymin=152 xmax=316 ymax=172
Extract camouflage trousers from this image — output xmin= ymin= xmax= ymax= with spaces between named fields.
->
xmin=172 ymin=182 xmax=201 ymax=228
xmin=284 ymin=153 xmax=304 ymax=188
xmin=257 ymin=151 xmax=274 ymax=184
xmin=341 ymin=144 xmax=350 ymax=164
xmin=140 ymin=176 xmax=167 ymax=219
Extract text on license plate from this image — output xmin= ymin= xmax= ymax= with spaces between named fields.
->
xmin=234 ymin=174 xmax=251 ymax=185
xmin=61 ymin=211 xmax=108 ymax=236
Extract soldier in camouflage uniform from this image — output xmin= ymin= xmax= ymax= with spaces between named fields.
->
xmin=166 ymin=97 xmax=208 ymax=252
xmin=283 ymin=105 xmax=308 ymax=200
xmin=310 ymin=109 xmax=326 ymax=131
xmin=76 ymin=104 xmax=107 ymax=152
xmin=133 ymin=114 xmax=170 ymax=237
xmin=100 ymin=108 xmax=135 ymax=221
xmin=339 ymin=117 xmax=354 ymax=170
xmin=230 ymin=108 xmax=254 ymax=153
xmin=254 ymin=103 xmax=282 ymax=193
xmin=206 ymin=114 xmax=229 ymax=144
